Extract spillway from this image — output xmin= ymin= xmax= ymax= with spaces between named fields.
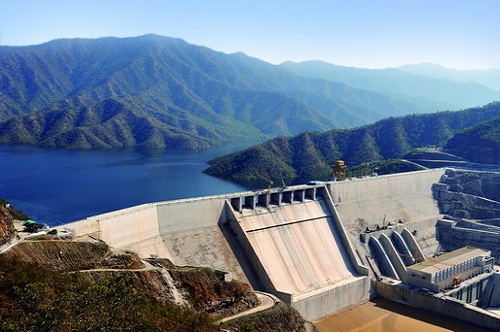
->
xmin=227 ymin=189 xmax=370 ymax=320
xmin=233 ymin=200 xmax=357 ymax=293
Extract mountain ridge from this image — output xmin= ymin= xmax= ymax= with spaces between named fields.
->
xmin=281 ymin=60 xmax=500 ymax=110
xmin=398 ymin=63 xmax=500 ymax=91
xmin=444 ymin=115 xmax=500 ymax=164
xmin=2 ymin=35 xmax=497 ymax=149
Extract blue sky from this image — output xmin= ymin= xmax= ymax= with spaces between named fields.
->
xmin=1 ymin=0 xmax=499 ymax=69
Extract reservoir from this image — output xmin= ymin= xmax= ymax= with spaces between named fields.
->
xmin=0 ymin=142 xmax=256 ymax=226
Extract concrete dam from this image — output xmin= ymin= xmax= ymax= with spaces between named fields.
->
xmin=58 ymin=167 xmax=500 ymax=325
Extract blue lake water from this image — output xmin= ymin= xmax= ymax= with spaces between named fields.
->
xmin=0 ymin=142 xmax=257 ymax=226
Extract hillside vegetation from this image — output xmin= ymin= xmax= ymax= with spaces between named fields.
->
xmin=0 ymin=35 xmax=405 ymax=149
xmin=0 ymin=231 xmax=314 ymax=331
xmin=444 ymin=115 xmax=500 ymax=164
xmin=1 ymin=35 xmax=498 ymax=149
xmin=204 ymin=102 xmax=500 ymax=183
xmin=0 ymin=253 xmax=219 ymax=331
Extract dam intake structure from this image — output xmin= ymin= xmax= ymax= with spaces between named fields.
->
xmin=56 ymin=168 xmax=500 ymax=328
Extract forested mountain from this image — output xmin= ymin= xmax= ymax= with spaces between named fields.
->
xmin=281 ymin=61 xmax=500 ymax=110
xmin=0 ymin=35 xmax=332 ymax=148
xmin=204 ymin=102 xmax=500 ymax=183
xmin=444 ymin=115 xmax=500 ymax=164
xmin=1 ymin=35 xmax=495 ymax=149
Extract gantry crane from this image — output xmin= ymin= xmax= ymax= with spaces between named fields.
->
xmin=331 ymin=160 xmax=347 ymax=181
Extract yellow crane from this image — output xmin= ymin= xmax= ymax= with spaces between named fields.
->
xmin=331 ymin=160 xmax=347 ymax=181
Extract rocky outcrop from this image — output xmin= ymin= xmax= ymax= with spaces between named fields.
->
xmin=0 ymin=199 xmax=27 ymax=245
xmin=437 ymin=218 xmax=500 ymax=260
xmin=433 ymin=169 xmax=500 ymax=219
xmin=433 ymin=169 xmax=500 ymax=260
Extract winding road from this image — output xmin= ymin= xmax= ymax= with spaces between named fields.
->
xmin=219 ymin=291 xmax=279 ymax=323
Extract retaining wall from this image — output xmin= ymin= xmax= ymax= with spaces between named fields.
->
xmin=330 ymin=169 xmax=444 ymax=226
xmin=375 ymin=280 xmax=500 ymax=330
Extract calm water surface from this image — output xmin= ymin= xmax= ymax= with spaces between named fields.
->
xmin=0 ymin=142 xmax=256 ymax=226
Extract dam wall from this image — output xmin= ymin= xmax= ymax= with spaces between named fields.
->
xmin=58 ymin=168 xmax=449 ymax=321
xmin=63 ymin=169 xmax=446 ymax=267
xmin=60 ymin=203 xmax=165 ymax=256
xmin=62 ymin=194 xmax=251 ymax=281
xmin=330 ymin=168 xmax=444 ymax=226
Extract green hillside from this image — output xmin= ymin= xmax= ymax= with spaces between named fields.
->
xmin=204 ymin=102 xmax=500 ymax=183
xmin=444 ymin=115 xmax=500 ymax=164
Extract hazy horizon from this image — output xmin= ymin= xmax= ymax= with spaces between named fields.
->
xmin=1 ymin=1 xmax=499 ymax=70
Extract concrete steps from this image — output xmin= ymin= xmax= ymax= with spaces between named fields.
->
xmin=414 ymin=226 xmax=442 ymax=258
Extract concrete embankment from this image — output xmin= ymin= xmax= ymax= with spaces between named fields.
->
xmin=61 ymin=194 xmax=251 ymax=283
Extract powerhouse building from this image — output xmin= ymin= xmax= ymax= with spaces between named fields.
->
xmin=406 ymin=246 xmax=494 ymax=292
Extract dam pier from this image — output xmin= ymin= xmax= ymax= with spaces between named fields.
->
xmin=58 ymin=167 xmax=500 ymax=329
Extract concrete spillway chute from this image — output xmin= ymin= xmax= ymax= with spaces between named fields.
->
xmin=391 ymin=231 xmax=423 ymax=266
xmin=367 ymin=229 xmax=427 ymax=281
xmin=368 ymin=236 xmax=399 ymax=280
xmin=400 ymin=228 xmax=426 ymax=263
xmin=226 ymin=185 xmax=370 ymax=320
